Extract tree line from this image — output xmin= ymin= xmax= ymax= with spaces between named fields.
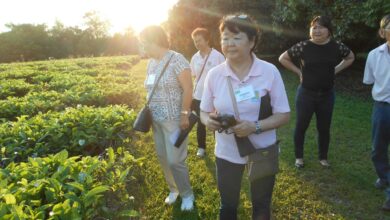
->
xmin=0 ymin=11 xmax=139 ymax=63
xmin=1 ymin=1 xmax=389 ymax=63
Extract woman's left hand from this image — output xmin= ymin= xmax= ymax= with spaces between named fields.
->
xmin=180 ymin=115 xmax=190 ymax=130
xmin=232 ymin=120 xmax=256 ymax=137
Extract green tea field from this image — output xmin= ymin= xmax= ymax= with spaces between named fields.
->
xmin=0 ymin=57 xmax=388 ymax=220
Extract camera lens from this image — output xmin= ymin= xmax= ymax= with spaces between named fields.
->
xmin=221 ymin=120 xmax=228 ymax=128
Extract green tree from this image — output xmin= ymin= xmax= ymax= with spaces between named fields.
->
xmin=272 ymin=0 xmax=390 ymax=52
xmin=0 ymin=24 xmax=51 ymax=62
xmin=49 ymin=20 xmax=83 ymax=58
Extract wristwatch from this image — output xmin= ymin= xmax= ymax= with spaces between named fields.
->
xmin=254 ymin=120 xmax=262 ymax=134
xmin=181 ymin=110 xmax=190 ymax=116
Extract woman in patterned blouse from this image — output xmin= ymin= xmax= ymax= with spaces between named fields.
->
xmin=279 ymin=15 xmax=354 ymax=168
xmin=139 ymin=25 xmax=195 ymax=211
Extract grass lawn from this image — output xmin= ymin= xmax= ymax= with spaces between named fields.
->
xmin=130 ymin=59 xmax=389 ymax=219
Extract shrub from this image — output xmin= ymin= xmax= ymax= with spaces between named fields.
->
xmin=0 ymin=147 xmax=143 ymax=219
xmin=0 ymin=105 xmax=136 ymax=166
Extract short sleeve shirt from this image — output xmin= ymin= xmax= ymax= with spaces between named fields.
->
xmin=287 ymin=39 xmax=351 ymax=91
xmin=200 ymin=54 xmax=290 ymax=164
xmin=190 ymin=48 xmax=225 ymax=100
xmin=145 ymin=50 xmax=190 ymax=121
xmin=363 ymin=43 xmax=390 ymax=103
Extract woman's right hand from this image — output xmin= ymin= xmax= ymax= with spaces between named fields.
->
xmin=205 ymin=112 xmax=221 ymax=131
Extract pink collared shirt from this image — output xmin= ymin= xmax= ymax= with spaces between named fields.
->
xmin=200 ymin=55 xmax=290 ymax=164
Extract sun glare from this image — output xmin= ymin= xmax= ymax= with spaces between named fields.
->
xmin=97 ymin=0 xmax=179 ymax=33
xmin=0 ymin=0 xmax=179 ymax=34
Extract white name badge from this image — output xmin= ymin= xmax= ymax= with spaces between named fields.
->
xmin=234 ymin=85 xmax=255 ymax=102
xmin=146 ymin=74 xmax=156 ymax=85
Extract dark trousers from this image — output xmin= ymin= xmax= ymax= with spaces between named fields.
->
xmin=192 ymin=99 xmax=206 ymax=149
xmin=371 ymin=102 xmax=390 ymax=186
xmin=216 ymin=157 xmax=275 ymax=220
xmin=294 ymin=85 xmax=335 ymax=160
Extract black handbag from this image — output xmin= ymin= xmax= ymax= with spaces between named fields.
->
xmin=133 ymin=106 xmax=153 ymax=132
xmin=133 ymin=54 xmax=173 ymax=132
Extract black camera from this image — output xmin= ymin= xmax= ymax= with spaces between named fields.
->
xmin=215 ymin=114 xmax=236 ymax=133
xmin=214 ymin=113 xmax=256 ymax=156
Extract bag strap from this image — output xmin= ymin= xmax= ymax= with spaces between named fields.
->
xmin=193 ymin=50 xmax=211 ymax=92
xmin=228 ymin=76 xmax=272 ymax=121
xmin=146 ymin=54 xmax=174 ymax=106
xmin=226 ymin=76 xmax=240 ymax=120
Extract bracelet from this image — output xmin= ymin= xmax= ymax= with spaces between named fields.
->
xmin=180 ymin=110 xmax=190 ymax=116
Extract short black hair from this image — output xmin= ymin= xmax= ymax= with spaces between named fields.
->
xmin=310 ymin=15 xmax=333 ymax=36
xmin=380 ymin=14 xmax=390 ymax=29
xmin=219 ymin=14 xmax=260 ymax=52
xmin=139 ymin=25 xmax=169 ymax=48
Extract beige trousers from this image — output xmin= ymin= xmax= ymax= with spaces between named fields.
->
xmin=152 ymin=120 xmax=193 ymax=198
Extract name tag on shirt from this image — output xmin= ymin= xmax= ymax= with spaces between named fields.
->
xmin=234 ymin=85 xmax=255 ymax=102
xmin=251 ymin=90 xmax=261 ymax=102
xmin=146 ymin=74 xmax=156 ymax=85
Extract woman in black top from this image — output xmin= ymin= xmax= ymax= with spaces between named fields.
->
xmin=279 ymin=15 xmax=354 ymax=168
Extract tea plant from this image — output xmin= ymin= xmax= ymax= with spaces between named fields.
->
xmin=0 ymin=56 xmax=142 ymax=120
xmin=0 ymin=105 xmax=136 ymax=166
xmin=0 ymin=147 xmax=143 ymax=219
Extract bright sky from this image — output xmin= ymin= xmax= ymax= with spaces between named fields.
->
xmin=0 ymin=0 xmax=179 ymax=34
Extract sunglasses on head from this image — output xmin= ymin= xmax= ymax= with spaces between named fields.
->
xmin=226 ymin=14 xmax=249 ymax=20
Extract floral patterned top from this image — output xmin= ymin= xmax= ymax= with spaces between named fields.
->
xmin=145 ymin=50 xmax=190 ymax=122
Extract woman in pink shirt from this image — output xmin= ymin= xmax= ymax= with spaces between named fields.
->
xmin=200 ymin=14 xmax=290 ymax=220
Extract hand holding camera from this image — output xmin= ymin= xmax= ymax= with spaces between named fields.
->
xmin=207 ymin=112 xmax=256 ymax=156
xmin=207 ymin=113 xmax=237 ymax=133
xmin=232 ymin=120 xmax=257 ymax=137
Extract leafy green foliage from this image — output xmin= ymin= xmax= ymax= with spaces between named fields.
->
xmin=0 ymin=57 xmax=148 ymax=218
xmin=0 ymin=56 xmax=141 ymax=120
xmin=169 ymin=0 xmax=388 ymax=56
xmin=0 ymin=79 xmax=35 ymax=99
xmin=0 ymin=105 xmax=136 ymax=166
xmin=273 ymin=0 xmax=390 ymax=51
xmin=0 ymin=147 xmax=143 ymax=219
